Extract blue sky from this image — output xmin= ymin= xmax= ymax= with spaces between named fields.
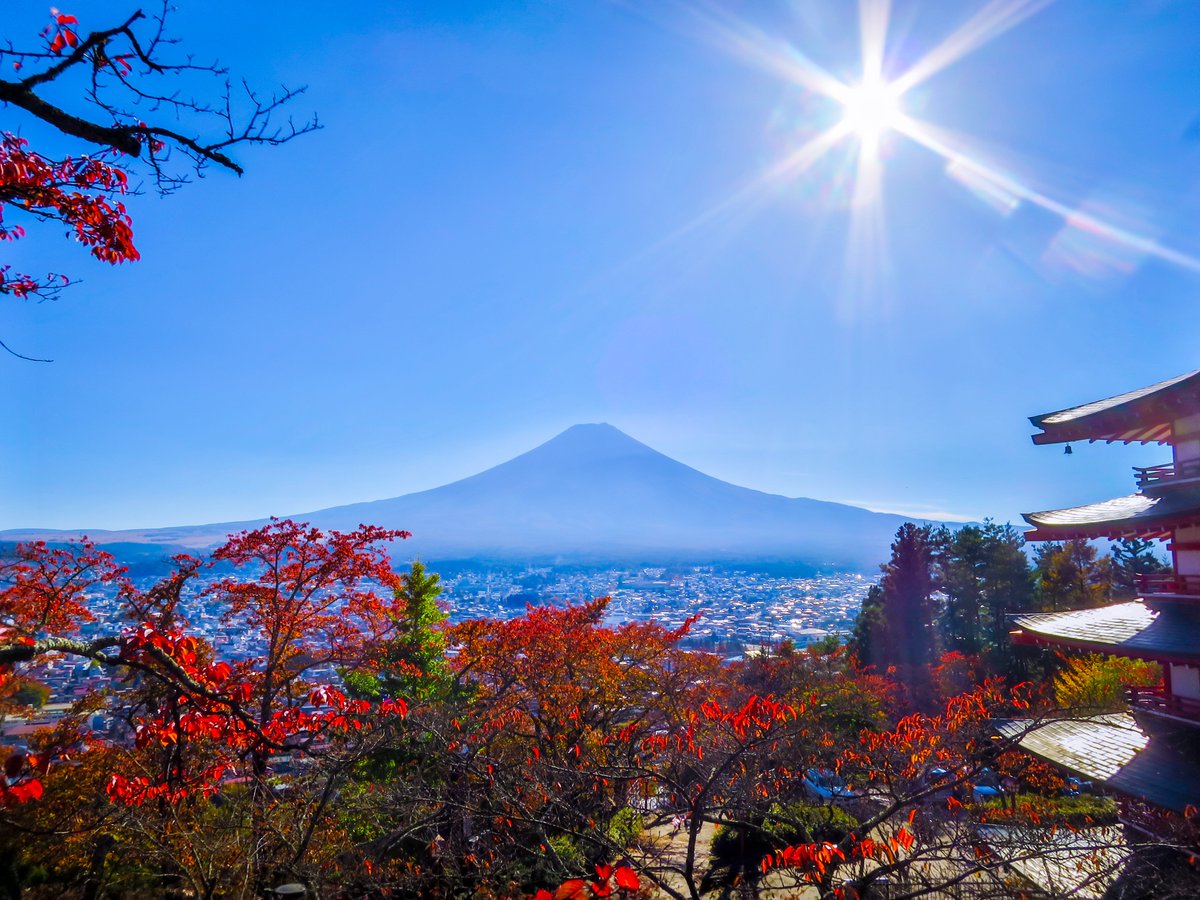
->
xmin=4 ymin=0 xmax=1200 ymax=532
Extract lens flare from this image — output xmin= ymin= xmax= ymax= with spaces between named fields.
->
xmin=630 ymin=0 xmax=1200 ymax=291
xmin=839 ymin=78 xmax=902 ymax=150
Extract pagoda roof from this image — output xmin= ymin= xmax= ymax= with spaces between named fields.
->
xmin=998 ymin=714 xmax=1200 ymax=814
xmin=1022 ymin=489 xmax=1200 ymax=541
xmin=1012 ymin=601 xmax=1200 ymax=663
xmin=976 ymin=825 xmax=1127 ymax=900
xmin=1030 ymin=369 xmax=1200 ymax=445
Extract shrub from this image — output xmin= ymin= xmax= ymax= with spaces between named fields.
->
xmin=711 ymin=823 xmax=770 ymax=863
xmin=764 ymin=801 xmax=860 ymax=845
xmin=711 ymin=802 xmax=860 ymax=864
xmin=547 ymin=835 xmax=587 ymax=875
xmin=979 ymin=793 xmax=1118 ymax=827
xmin=606 ymin=807 xmax=644 ymax=848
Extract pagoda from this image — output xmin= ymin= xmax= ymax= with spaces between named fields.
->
xmin=1007 ymin=368 xmax=1200 ymax=820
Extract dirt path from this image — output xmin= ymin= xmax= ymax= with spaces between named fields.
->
xmin=630 ymin=821 xmax=817 ymax=899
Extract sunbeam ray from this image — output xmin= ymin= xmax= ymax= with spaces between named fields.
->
xmin=858 ymin=0 xmax=892 ymax=83
xmin=668 ymin=1 xmax=851 ymax=101
xmin=843 ymin=153 xmax=892 ymax=317
xmin=892 ymin=0 xmax=1055 ymax=94
xmin=635 ymin=123 xmax=852 ymax=255
xmin=575 ymin=123 xmax=854 ymax=295
xmin=894 ymin=115 xmax=1200 ymax=273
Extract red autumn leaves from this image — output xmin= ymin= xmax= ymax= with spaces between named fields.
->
xmin=535 ymin=863 xmax=641 ymax=899
xmin=0 ymin=133 xmax=138 ymax=298
xmin=1 ymin=517 xmax=1059 ymax=897
xmin=1 ymin=12 xmax=151 ymax=299
xmin=1 ymin=520 xmax=412 ymax=807
xmin=0 ymin=751 xmax=45 ymax=806
xmin=44 ymin=10 xmax=79 ymax=55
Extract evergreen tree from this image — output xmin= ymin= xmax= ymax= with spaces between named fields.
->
xmin=347 ymin=560 xmax=451 ymax=703
xmin=938 ymin=525 xmax=986 ymax=656
xmin=1111 ymin=537 xmax=1170 ymax=598
xmin=977 ymin=521 xmax=1037 ymax=673
xmin=936 ymin=521 xmax=1035 ymax=676
xmin=1034 ymin=539 xmax=1114 ymax=611
xmin=850 ymin=584 xmax=888 ymax=668
xmin=851 ymin=523 xmax=939 ymax=677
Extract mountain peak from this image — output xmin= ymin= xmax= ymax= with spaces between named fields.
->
xmin=562 ymin=422 xmax=618 ymax=433
xmin=533 ymin=423 xmax=658 ymax=460
xmin=554 ymin=422 xmax=628 ymax=438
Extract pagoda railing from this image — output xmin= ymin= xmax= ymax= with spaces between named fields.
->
xmin=1134 ymin=459 xmax=1200 ymax=488
xmin=1135 ymin=572 xmax=1200 ymax=597
xmin=1127 ymin=685 xmax=1200 ymax=724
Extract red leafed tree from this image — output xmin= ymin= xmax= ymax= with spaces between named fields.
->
xmin=113 ymin=521 xmax=413 ymax=893
xmin=205 ymin=520 xmax=411 ymax=763
xmin=370 ymin=599 xmax=714 ymax=894
xmin=0 ymin=537 xmax=128 ymax=643
xmin=0 ymin=521 xmax=415 ymax=895
xmin=0 ymin=539 xmax=128 ymax=813
xmin=745 ymin=675 xmax=1112 ymax=900
xmin=0 ymin=4 xmax=315 ymax=359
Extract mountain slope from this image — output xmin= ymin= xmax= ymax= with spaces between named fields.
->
xmin=5 ymin=424 xmax=935 ymax=570
xmin=302 ymin=424 xmax=920 ymax=568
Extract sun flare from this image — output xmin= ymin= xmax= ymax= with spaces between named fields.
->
xmin=838 ymin=78 xmax=902 ymax=148
xmin=654 ymin=0 xmax=1200 ymax=280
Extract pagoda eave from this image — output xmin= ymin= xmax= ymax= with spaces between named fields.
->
xmin=1012 ymin=603 xmax=1200 ymax=664
xmin=998 ymin=715 xmax=1200 ymax=814
xmin=1010 ymin=627 xmax=1200 ymax=667
xmin=1030 ymin=427 xmax=1171 ymax=446
xmin=1022 ymin=524 xmax=1176 ymax=542
xmin=1022 ymin=491 xmax=1200 ymax=543
xmin=1029 ymin=369 xmax=1200 ymax=446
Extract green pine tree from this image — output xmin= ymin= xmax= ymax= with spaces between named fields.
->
xmin=850 ymin=523 xmax=939 ymax=678
xmin=1111 ymin=537 xmax=1169 ymax=598
xmin=346 ymin=560 xmax=451 ymax=704
xmin=936 ymin=521 xmax=1035 ymax=676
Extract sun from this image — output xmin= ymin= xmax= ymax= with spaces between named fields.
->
xmin=838 ymin=77 xmax=902 ymax=149
xmin=652 ymin=1 xmax=1200 ymax=277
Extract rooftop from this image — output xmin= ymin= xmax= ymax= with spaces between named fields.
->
xmin=1030 ymin=369 xmax=1200 ymax=445
xmin=1013 ymin=601 xmax=1200 ymax=663
xmin=999 ymin=714 xmax=1200 ymax=813
xmin=1022 ymin=489 xmax=1200 ymax=541
xmin=977 ymin=825 xmax=1128 ymax=900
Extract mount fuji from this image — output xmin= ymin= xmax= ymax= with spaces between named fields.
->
xmin=5 ymin=424 xmax=938 ymax=571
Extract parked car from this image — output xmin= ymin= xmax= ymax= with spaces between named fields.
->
xmin=1062 ymin=776 xmax=1094 ymax=797
xmin=801 ymin=768 xmax=862 ymax=801
xmin=914 ymin=766 xmax=954 ymax=804
xmin=970 ymin=768 xmax=1004 ymax=803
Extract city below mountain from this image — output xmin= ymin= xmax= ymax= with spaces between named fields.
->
xmin=5 ymin=424 xmax=942 ymax=571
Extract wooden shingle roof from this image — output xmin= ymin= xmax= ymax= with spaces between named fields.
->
xmin=1030 ymin=369 xmax=1200 ymax=445
xmin=977 ymin=825 xmax=1127 ymax=900
xmin=1012 ymin=601 xmax=1200 ymax=663
xmin=999 ymin=715 xmax=1200 ymax=813
xmin=1022 ymin=490 xmax=1200 ymax=541
xmin=999 ymin=715 xmax=1147 ymax=782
